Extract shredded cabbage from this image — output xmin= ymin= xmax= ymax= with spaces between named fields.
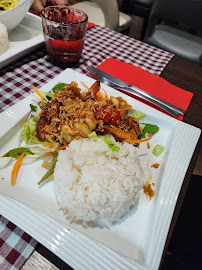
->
xmin=98 ymin=135 xmax=120 ymax=152
xmin=132 ymin=111 xmax=144 ymax=121
xmin=88 ymin=131 xmax=97 ymax=138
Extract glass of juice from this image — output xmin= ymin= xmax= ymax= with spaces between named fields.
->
xmin=41 ymin=6 xmax=88 ymax=68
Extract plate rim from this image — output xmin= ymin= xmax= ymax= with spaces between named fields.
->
xmin=0 ymin=12 xmax=43 ymax=69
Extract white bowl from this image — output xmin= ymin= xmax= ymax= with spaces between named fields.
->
xmin=0 ymin=0 xmax=33 ymax=32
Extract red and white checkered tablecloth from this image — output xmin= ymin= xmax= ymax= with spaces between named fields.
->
xmin=0 ymin=25 xmax=173 ymax=113
xmin=0 ymin=216 xmax=38 ymax=269
xmin=0 ymin=25 xmax=173 ymax=269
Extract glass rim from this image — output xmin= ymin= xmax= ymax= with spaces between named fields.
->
xmin=41 ymin=5 xmax=88 ymax=25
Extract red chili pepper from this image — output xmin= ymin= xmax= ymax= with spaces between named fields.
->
xmin=96 ymin=105 xmax=121 ymax=126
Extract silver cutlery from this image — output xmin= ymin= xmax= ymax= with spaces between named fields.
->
xmin=86 ymin=65 xmax=185 ymax=118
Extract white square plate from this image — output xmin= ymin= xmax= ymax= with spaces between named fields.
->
xmin=0 ymin=12 xmax=43 ymax=70
xmin=0 ymin=69 xmax=200 ymax=270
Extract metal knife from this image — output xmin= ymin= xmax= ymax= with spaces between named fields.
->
xmin=90 ymin=66 xmax=185 ymax=118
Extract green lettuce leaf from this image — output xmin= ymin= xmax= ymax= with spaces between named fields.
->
xmin=52 ymin=83 xmax=67 ymax=93
xmin=3 ymin=148 xmax=34 ymax=159
xmin=30 ymin=136 xmax=46 ymax=145
xmin=30 ymin=104 xmax=37 ymax=112
xmin=141 ymin=123 xmax=159 ymax=138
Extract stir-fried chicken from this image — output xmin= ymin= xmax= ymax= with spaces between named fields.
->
xmin=36 ymin=81 xmax=141 ymax=145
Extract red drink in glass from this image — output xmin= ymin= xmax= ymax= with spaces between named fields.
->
xmin=45 ymin=37 xmax=84 ymax=64
xmin=41 ymin=6 xmax=88 ymax=67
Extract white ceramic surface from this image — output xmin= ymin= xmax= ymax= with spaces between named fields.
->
xmin=0 ymin=0 xmax=33 ymax=32
xmin=0 ymin=69 xmax=201 ymax=270
xmin=0 ymin=12 xmax=43 ymax=69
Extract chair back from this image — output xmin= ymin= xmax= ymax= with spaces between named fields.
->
xmin=144 ymin=0 xmax=202 ymax=40
xmin=92 ymin=0 xmax=120 ymax=31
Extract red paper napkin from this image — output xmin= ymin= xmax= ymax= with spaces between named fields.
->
xmin=97 ymin=58 xmax=193 ymax=120
xmin=87 ymin=22 xmax=95 ymax=29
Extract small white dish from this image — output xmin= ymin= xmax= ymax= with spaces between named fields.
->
xmin=0 ymin=0 xmax=33 ymax=32
xmin=0 ymin=12 xmax=43 ymax=69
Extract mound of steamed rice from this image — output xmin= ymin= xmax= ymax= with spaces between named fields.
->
xmin=53 ymin=137 xmax=144 ymax=224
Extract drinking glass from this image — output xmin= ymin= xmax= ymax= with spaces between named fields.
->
xmin=41 ymin=6 xmax=88 ymax=67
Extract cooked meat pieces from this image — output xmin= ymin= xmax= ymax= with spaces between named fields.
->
xmin=36 ymin=81 xmax=141 ymax=144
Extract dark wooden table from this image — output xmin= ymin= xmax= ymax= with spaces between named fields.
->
xmin=159 ymin=56 xmax=202 ymax=268
xmin=34 ymin=55 xmax=202 ymax=270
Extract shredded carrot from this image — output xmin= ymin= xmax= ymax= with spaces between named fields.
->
xmin=51 ymin=172 xmax=54 ymax=179
xmin=43 ymin=142 xmax=53 ymax=149
xmin=124 ymin=137 xmax=152 ymax=144
xmin=32 ymin=85 xmax=45 ymax=100
xmin=43 ymin=152 xmax=54 ymax=159
xmin=11 ymin=152 xmax=25 ymax=186
xmin=55 ymin=145 xmax=67 ymax=151
xmin=101 ymin=87 xmax=109 ymax=100
xmin=96 ymin=91 xmax=104 ymax=98
xmin=81 ymin=81 xmax=89 ymax=90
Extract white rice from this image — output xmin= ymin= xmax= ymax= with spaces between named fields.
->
xmin=0 ymin=22 xmax=9 ymax=55
xmin=53 ymin=137 xmax=144 ymax=225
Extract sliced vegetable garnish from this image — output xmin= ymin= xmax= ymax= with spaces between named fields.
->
xmin=124 ymin=137 xmax=151 ymax=144
xmin=45 ymin=93 xmax=52 ymax=101
xmin=98 ymin=135 xmax=120 ymax=152
xmin=30 ymin=104 xmax=37 ymax=112
xmin=43 ymin=152 xmax=54 ymax=159
xmin=96 ymin=91 xmax=104 ymax=99
xmin=132 ymin=111 xmax=144 ymax=121
xmin=11 ymin=152 xmax=25 ymax=186
xmin=38 ymin=152 xmax=58 ymax=185
xmin=56 ymin=145 xmax=67 ymax=151
xmin=22 ymin=118 xmax=38 ymax=144
xmin=52 ymin=83 xmax=67 ymax=92
xmin=100 ymin=87 xmax=109 ymax=100
xmin=141 ymin=124 xmax=159 ymax=138
xmin=42 ymin=91 xmax=54 ymax=100
xmin=3 ymin=148 xmax=34 ymax=159
xmin=32 ymin=85 xmax=55 ymax=101
xmin=30 ymin=136 xmax=47 ymax=145
xmin=31 ymin=117 xmax=38 ymax=123
xmin=81 ymin=81 xmax=89 ymax=90
xmin=139 ymin=123 xmax=145 ymax=132
xmin=32 ymin=85 xmax=45 ymax=100
xmin=29 ymin=122 xmax=37 ymax=135
xmin=152 ymin=144 xmax=164 ymax=156
xmin=88 ymin=131 xmax=97 ymax=138
xmin=23 ymin=122 xmax=30 ymax=144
